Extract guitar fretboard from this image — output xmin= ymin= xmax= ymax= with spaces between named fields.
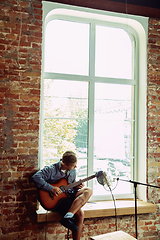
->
xmin=64 ymin=174 xmax=96 ymax=191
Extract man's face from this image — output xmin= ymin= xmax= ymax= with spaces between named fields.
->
xmin=67 ymin=161 xmax=77 ymax=170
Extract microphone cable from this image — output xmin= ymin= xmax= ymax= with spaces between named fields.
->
xmin=96 ymin=171 xmax=118 ymax=232
xmin=104 ymin=185 xmax=117 ymax=231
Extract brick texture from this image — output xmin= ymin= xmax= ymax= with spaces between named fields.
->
xmin=0 ymin=0 xmax=160 ymax=239
xmin=147 ymin=19 xmax=160 ymax=209
xmin=0 ymin=0 xmax=42 ymax=239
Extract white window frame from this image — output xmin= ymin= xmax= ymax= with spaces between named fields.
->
xmin=40 ymin=1 xmax=148 ymax=201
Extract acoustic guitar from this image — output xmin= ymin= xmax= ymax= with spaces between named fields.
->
xmin=38 ymin=172 xmax=100 ymax=210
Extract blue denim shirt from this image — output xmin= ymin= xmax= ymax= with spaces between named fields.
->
xmin=32 ymin=160 xmax=76 ymax=192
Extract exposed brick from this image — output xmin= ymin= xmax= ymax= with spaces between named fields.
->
xmin=0 ymin=2 xmax=160 ymax=240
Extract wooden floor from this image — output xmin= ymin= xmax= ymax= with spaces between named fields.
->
xmin=90 ymin=231 xmax=136 ymax=240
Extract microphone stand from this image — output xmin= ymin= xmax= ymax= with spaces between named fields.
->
xmin=117 ymin=178 xmax=160 ymax=239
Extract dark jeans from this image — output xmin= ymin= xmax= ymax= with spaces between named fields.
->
xmin=52 ymin=190 xmax=77 ymax=217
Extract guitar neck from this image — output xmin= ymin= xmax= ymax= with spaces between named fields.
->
xmin=64 ymin=174 xmax=96 ymax=191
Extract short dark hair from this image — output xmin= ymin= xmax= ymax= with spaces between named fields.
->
xmin=62 ymin=151 xmax=77 ymax=165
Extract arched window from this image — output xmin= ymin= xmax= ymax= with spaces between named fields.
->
xmin=41 ymin=2 xmax=148 ymax=201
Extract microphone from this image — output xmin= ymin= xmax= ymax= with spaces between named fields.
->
xmin=102 ymin=171 xmax=111 ymax=188
xmin=96 ymin=171 xmax=111 ymax=188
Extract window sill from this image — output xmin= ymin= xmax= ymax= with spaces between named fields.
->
xmin=36 ymin=199 xmax=156 ymax=222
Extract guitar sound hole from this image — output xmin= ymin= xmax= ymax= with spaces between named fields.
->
xmin=60 ymin=186 xmax=65 ymax=193
xmin=49 ymin=191 xmax=54 ymax=200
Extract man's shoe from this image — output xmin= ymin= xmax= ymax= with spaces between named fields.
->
xmin=59 ymin=217 xmax=79 ymax=232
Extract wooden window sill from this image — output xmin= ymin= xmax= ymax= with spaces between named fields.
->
xmin=36 ymin=199 xmax=156 ymax=222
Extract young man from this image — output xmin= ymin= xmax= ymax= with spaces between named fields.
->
xmin=32 ymin=151 xmax=93 ymax=240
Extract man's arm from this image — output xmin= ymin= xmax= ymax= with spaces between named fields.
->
xmin=32 ymin=166 xmax=54 ymax=192
xmin=32 ymin=165 xmax=63 ymax=196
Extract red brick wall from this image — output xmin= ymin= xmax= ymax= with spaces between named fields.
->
xmin=0 ymin=0 xmax=42 ymax=239
xmin=147 ymin=19 xmax=160 ymax=206
xmin=0 ymin=0 xmax=160 ymax=239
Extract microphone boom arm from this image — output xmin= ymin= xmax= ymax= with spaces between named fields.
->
xmin=117 ymin=177 xmax=160 ymax=239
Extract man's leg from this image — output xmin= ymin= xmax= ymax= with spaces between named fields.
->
xmin=70 ymin=187 xmax=92 ymax=240
xmin=72 ymin=209 xmax=84 ymax=240
xmin=60 ymin=187 xmax=92 ymax=237
xmin=68 ymin=187 xmax=93 ymax=214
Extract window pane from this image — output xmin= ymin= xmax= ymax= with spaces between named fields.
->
xmin=76 ymin=159 xmax=87 ymax=181
xmin=44 ymin=79 xmax=88 ymax=118
xmin=44 ymin=20 xmax=89 ymax=75
xmin=95 ymin=25 xmax=133 ymax=79
xmin=93 ymin=83 xmax=134 ymax=195
xmin=43 ymin=79 xmax=88 ymax=167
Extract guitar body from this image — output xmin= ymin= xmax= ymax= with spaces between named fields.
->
xmin=38 ymin=178 xmax=68 ymax=210
xmin=38 ymin=172 xmax=98 ymax=211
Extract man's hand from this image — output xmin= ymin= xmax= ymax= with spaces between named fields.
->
xmin=77 ymin=180 xmax=85 ymax=190
xmin=51 ymin=186 xmax=62 ymax=196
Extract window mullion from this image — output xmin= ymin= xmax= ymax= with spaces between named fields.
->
xmin=88 ymin=22 xmax=95 ymax=189
xmin=89 ymin=22 xmax=95 ymax=77
xmin=87 ymin=82 xmax=95 ymax=188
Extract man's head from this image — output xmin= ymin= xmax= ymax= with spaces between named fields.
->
xmin=61 ymin=151 xmax=77 ymax=170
